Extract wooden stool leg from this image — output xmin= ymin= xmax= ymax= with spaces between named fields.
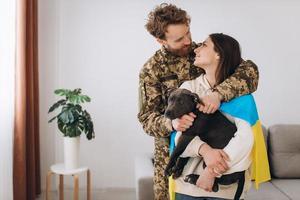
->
xmin=87 ymin=170 xmax=91 ymax=200
xmin=46 ymin=171 xmax=53 ymax=200
xmin=73 ymin=175 xmax=79 ymax=200
xmin=59 ymin=175 xmax=64 ymax=200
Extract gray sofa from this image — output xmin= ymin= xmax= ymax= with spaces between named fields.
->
xmin=135 ymin=124 xmax=300 ymax=200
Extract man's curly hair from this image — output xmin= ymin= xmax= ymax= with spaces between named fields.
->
xmin=145 ymin=3 xmax=191 ymax=40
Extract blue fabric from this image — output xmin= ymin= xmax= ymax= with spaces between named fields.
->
xmin=170 ymin=131 xmax=177 ymax=155
xmin=175 ymin=193 xmax=230 ymax=200
xmin=219 ymin=94 xmax=258 ymax=126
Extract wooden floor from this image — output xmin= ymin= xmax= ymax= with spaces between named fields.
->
xmin=36 ymin=188 xmax=136 ymax=200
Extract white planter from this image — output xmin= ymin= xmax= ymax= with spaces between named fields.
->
xmin=64 ymin=136 xmax=80 ymax=170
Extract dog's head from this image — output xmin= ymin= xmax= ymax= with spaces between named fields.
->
xmin=164 ymin=88 xmax=200 ymax=120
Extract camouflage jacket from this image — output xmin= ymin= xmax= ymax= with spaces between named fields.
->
xmin=138 ymin=42 xmax=259 ymax=139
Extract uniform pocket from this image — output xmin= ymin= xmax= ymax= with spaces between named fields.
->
xmin=138 ymin=82 xmax=147 ymax=111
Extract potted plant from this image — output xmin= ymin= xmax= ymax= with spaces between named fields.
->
xmin=48 ymin=88 xmax=95 ymax=169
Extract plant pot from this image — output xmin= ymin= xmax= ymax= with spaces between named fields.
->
xmin=64 ymin=136 xmax=80 ymax=170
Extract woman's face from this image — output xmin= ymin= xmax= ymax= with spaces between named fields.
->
xmin=194 ymin=37 xmax=219 ymax=69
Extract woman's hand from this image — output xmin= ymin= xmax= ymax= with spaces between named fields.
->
xmin=171 ymin=112 xmax=196 ymax=132
xmin=196 ymin=167 xmax=215 ymax=192
xmin=197 ymin=92 xmax=222 ymax=114
xmin=198 ymin=143 xmax=230 ymax=174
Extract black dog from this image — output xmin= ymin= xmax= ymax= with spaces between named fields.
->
xmin=164 ymin=88 xmax=245 ymax=200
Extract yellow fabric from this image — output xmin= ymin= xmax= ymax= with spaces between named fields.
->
xmin=169 ymin=176 xmax=176 ymax=200
xmin=251 ymin=121 xmax=271 ymax=189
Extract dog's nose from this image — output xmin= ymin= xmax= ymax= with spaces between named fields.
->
xmin=165 ymin=110 xmax=171 ymax=118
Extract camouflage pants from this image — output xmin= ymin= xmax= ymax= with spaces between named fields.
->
xmin=154 ymin=137 xmax=170 ymax=200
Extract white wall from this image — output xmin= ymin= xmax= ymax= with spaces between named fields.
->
xmin=39 ymin=0 xmax=300 ymax=190
xmin=39 ymin=0 xmax=60 ymax=190
xmin=0 ymin=0 xmax=15 ymax=199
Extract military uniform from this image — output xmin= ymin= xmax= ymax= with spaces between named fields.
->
xmin=138 ymin=42 xmax=258 ymax=200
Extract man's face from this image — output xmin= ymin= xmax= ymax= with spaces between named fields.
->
xmin=159 ymin=24 xmax=192 ymax=57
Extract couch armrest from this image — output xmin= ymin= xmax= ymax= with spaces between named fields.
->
xmin=134 ymin=153 xmax=154 ymax=200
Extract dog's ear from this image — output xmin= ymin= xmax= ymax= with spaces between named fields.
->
xmin=166 ymin=87 xmax=176 ymax=97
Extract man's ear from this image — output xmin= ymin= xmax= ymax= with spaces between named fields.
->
xmin=157 ymin=38 xmax=167 ymax=46
xmin=215 ymin=53 xmax=220 ymax=60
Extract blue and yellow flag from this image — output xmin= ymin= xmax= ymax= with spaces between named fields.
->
xmin=169 ymin=94 xmax=271 ymax=199
xmin=219 ymin=94 xmax=271 ymax=188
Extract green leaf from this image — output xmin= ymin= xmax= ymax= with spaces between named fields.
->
xmin=79 ymin=96 xmax=84 ymax=103
xmin=58 ymin=110 xmax=72 ymax=124
xmin=68 ymin=110 xmax=74 ymax=123
xmin=58 ymin=118 xmax=67 ymax=134
xmin=74 ymin=88 xmax=82 ymax=95
xmin=67 ymin=95 xmax=74 ymax=104
xmin=48 ymin=99 xmax=66 ymax=113
xmin=48 ymin=115 xmax=57 ymax=123
xmin=83 ymin=95 xmax=91 ymax=102
xmin=55 ymin=89 xmax=68 ymax=96
xmin=76 ymin=96 xmax=80 ymax=104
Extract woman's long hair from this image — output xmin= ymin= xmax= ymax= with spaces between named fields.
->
xmin=209 ymin=33 xmax=242 ymax=85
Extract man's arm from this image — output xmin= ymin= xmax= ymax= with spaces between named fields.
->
xmin=138 ymin=69 xmax=173 ymax=138
xmin=214 ymin=59 xmax=259 ymax=101
xmin=198 ymin=60 xmax=259 ymax=113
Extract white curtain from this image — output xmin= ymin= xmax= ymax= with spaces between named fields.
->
xmin=0 ymin=0 xmax=16 ymax=199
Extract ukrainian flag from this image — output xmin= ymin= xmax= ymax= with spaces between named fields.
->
xmin=169 ymin=94 xmax=271 ymax=200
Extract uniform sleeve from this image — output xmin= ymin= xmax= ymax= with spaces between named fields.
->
xmin=214 ymin=60 xmax=259 ymax=101
xmin=137 ymin=68 xmax=173 ymax=138
xmin=223 ymin=115 xmax=254 ymax=174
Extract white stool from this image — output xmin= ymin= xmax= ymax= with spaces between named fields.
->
xmin=46 ymin=163 xmax=91 ymax=200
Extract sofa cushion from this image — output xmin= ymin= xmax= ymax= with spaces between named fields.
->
xmin=268 ymin=125 xmax=300 ymax=178
xmin=261 ymin=125 xmax=268 ymax=151
xmin=271 ymin=179 xmax=300 ymax=200
xmin=246 ymin=181 xmax=290 ymax=200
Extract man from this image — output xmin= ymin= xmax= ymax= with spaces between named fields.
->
xmin=138 ymin=4 xmax=259 ymax=200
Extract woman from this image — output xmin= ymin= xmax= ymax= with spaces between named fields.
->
xmin=174 ymin=33 xmax=254 ymax=200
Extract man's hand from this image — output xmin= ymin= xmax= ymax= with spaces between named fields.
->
xmin=197 ymin=91 xmax=222 ymax=114
xmin=198 ymin=143 xmax=230 ymax=174
xmin=196 ymin=167 xmax=215 ymax=192
xmin=171 ymin=112 xmax=196 ymax=132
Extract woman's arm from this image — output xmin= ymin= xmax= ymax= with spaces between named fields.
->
xmin=222 ymin=114 xmax=254 ymax=174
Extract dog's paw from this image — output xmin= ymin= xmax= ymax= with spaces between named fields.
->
xmin=183 ymin=174 xmax=199 ymax=185
xmin=212 ymin=181 xmax=219 ymax=192
xmin=164 ymin=168 xmax=172 ymax=177
xmin=165 ymin=165 xmax=176 ymax=177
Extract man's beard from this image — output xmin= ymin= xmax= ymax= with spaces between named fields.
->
xmin=166 ymin=44 xmax=192 ymax=57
